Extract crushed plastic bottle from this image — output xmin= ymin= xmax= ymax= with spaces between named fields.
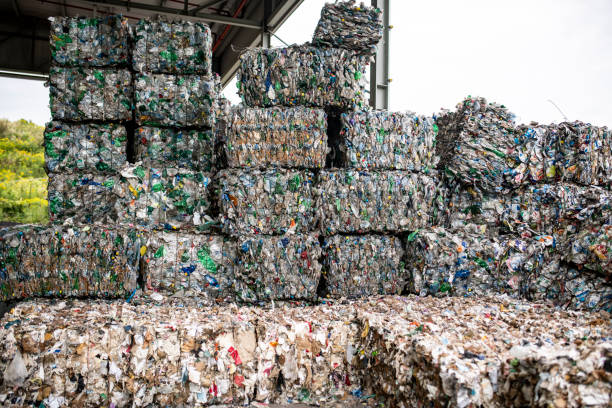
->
xmin=50 ymin=16 xmax=131 ymax=67
xmin=133 ymin=18 xmax=212 ymax=75
xmin=339 ymin=110 xmax=439 ymax=171
xmin=44 ymin=121 xmax=127 ymax=174
xmin=237 ymin=44 xmax=368 ymax=110
xmin=226 ymin=106 xmax=328 ymax=169
xmin=49 ymin=67 xmax=132 ymax=121
xmin=312 ymin=0 xmax=383 ymax=57
xmin=217 ymin=168 xmax=316 ymax=236
xmin=135 ymin=73 xmax=217 ymax=128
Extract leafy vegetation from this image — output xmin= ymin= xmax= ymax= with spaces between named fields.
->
xmin=0 ymin=119 xmax=48 ymax=224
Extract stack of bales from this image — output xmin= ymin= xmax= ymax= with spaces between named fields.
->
xmin=407 ymin=97 xmax=611 ymax=312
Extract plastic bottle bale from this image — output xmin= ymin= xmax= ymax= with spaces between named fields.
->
xmin=133 ymin=18 xmax=212 ymax=75
xmin=435 ymin=96 xmax=519 ymax=194
xmin=48 ymin=173 xmax=121 ymax=226
xmin=135 ymin=127 xmax=215 ymax=171
xmin=143 ymin=231 xmax=237 ymax=301
xmin=217 ymin=168 xmax=316 ymax=236
xmin=564 ymin=223 xmax=611 ymax=274
xmin=405 ymin=227 xmax=506 ymax=297
xmin=509 ymin=123 xmax=560 ymax=185
xmin=237 ymin=45 xmax=368 ymax=110
xmin=226 ymin=106 xmax=328 ymax=169
xmin=312 ymin=0 xmax=383 ymax=57
xmin=135 ymin=73 xmax=217 ymax=128
xmin=444 ymin=184 xmax=504 ymax=237
xmin=49 ymin=67 xmax=132 ymax=121
xmin=50 ymin=15 xmax=131 ymax=67
xmin=44 ymin=121 xmax=127 ymax=174
xmin=116 ymin=163 xmax=150 ymax=227
xmin=235 ymin=234 xmax=322 ymax=303
xmin=0 ymin=225 xmax=44 ymax=300
xmin=322 ymin=235 xmax=407 ymax=298
xmin=339 ymin=110 xmax=439 ymax=171
xmin=315 ymin=170 xmax=443 ymax=234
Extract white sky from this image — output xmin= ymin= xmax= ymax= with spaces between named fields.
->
xmin=1 ymin=0 xmax=611 ymax=127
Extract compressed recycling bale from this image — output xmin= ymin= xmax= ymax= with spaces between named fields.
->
xmin=312 ymin=0 xmax=383 ymax=57
xmin=135 ymin=73 xmax=217 ymax=128
xmin=322 ymin=235 xmax=406 ymax=298
xmin=512 ymin=122 xmax=612 ymax=187
xmin=235 ymin=234 xmax=323 ymax=302
xmin=565 ymin=223 xmax=611 ymax=274
xmin=444 ymin=184 xmax=504 ymax=236
xmin=44 ymin=121 xmax=127 ymax=174
xmin=237 ymin=45 xmax=368 ymax=110
xmin=217 ymin=168 xmax=316 ymax=236
xmin=315 ymin=170 xmax=444 ymax=234
xmin=49 ymin=67 xmax=132 ymax=121
xmin=353 ymin=295 xmax=612 ymax=408
xmin=436 ymin=96 xmax=518 ymax=193
xmin=135 ymin=126 xmax=215 ymax=171
xmin=0 ymin=225 xmax=140 ymax=301
xmin=226 ymin=106 xmax=328 ymax=169
xmin=50 ymin=15 xmax=130 ymax=67
xmin=133 ymin=18 xmax=212 ymax=75
xmin=339 ymin=110 xmax=439 ymax=171
xmin=143 ymin=231 xmax=238 ymax=301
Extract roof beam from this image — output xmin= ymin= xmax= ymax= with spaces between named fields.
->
xmin=74 ymin=0 xmax=260 ymax=29
xmin=189 ymin=0 xmax=225 ymax=15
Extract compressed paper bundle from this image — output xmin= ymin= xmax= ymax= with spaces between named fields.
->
xmin=340 ymin=110 xmax=439 ymax=171
xmin=142 ymin=231 xmax=238 ymax=301
xmin=237 ymin=45 xmax=368 ymax=110
xmin=512 ymin=121 xmax=612 ymax=187
xmin=49 ymin=67 xmax=132 ymax=121
xmin=0 ymin=225 xmax=140 ymax=301
xmin=315 ymin=170 xmax=443 ymax=234
xmin=312 ymin=1 xmax=383 ymax=57
xmin=48 ymin=172 xmax=123 ymax=225
xmin=133 ymin=18 xmax=212 ymax=75
xmin=436 ymin=96 xmax=518 ymax=193
xmin=50 ymin=15 xmax=130 ymax=67
xmin=322 ymin=235 xmax=406 ymax=298
xmin=226 ymin=106 xmax=327 ymax=169
xmin=135 ymin=126 xmax=215 ymax=171
xmin=135 ymin=73 xmax=217 ymax=128
xmin=235 ymin=234 xmax=322 ymax=302
xmin=217 ymin=168 xmax=316 ymax=235
xmin=44 ymin=121 xmax=127 ymax=174
xmin=353 ymin=295 xmax=612 ymax=408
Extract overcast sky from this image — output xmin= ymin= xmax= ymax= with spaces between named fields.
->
xmin=1 ymin=0 xmax=611 ymax=127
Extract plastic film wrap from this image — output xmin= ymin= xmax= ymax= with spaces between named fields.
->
xmin=235 ymin=234 xmax=322 ymax=303
xmin=315 ymin=170 xmax=443 ymax=234
xmin=312 ymin=0 xmax=383 ymax=57
xmin=135 ymin=73 xmax=217 ymax=128
xmin=237 ymin=45 xmax=368 ymax=110
xmin=217 ymin=168 xmax=316 ymax=236
xmin=436 ymin=96 xmax=518 ymax=193
xmin=340 ymin=110 xmax=439 ymax=171
xmin=50 ymin=16 xmax=130 ymax=67
xmin=0 ymin=225 xmax=140 ymax=301
xmin=133 ymin=18 xmax=212 ymax=75
xmin=142 ymin=231 xmax=237 ymax=301
xmin=44 ymin=121 xmax=127 ymax=174
xmin=353 ymin=295 xmax=611 ymax=408
xmin=135 ymin=126 xmax=215 ymax=171
xmin=49 ymin=67 xmax=132 ymax=121
xmin=226 ymin=106 xmax=327 ymax=169
xmin=322 ymin=235 xmax=406 ymax=298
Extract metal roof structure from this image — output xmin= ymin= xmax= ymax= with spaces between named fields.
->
xmin=0 ymin=0 xmax=303 ymax=86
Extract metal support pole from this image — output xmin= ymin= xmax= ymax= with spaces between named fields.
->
xmin=261 ymin=0 xmax=273 ymax=48
xmin=370 ymin=0 xmax=389 ymax=110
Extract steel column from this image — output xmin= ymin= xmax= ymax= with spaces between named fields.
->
xmin=369 ymin=0 xmax=389 ymax=110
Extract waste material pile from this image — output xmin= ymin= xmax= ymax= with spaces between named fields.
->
xmin=312 ymin=1 xmax=383 ymax=57
xmin=0 ymin=296 xmax=609 ymax=407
